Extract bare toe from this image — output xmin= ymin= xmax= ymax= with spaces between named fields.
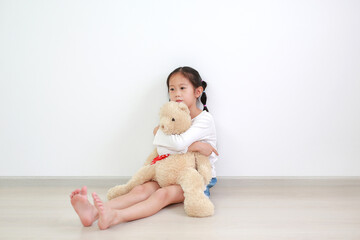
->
xmin=80 ymin=186 xmax=87 ymax=195
xmin=92 ymin=192 xmax=104 ymax=210
xmin=71 ymin=189 xmax=80 ymax=198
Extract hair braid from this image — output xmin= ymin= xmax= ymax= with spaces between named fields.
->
xmin=201 ymin=80 xmax=208 ymax=112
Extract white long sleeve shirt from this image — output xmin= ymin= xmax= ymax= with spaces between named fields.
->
xmin=153 ymin=110 xmax=218 ymax=177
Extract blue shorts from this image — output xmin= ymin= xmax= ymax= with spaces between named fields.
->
xmin=204 ymin=177 xmax=217 ymax=197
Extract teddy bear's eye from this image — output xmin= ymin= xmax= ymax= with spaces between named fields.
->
xmin=172 ymin=118 xmax=175 ymax=121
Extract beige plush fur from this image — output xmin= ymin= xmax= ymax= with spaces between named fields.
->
xmin=107 ymin=101 xmax=214 ymax=217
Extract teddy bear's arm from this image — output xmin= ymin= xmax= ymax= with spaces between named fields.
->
xmin=143 ymin=148 xmax=159 ymax=166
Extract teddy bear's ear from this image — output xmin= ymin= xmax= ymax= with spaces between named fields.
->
xmin=178 ymin=102 xmax=190 ymax=114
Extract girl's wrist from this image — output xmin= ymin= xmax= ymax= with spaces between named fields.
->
xmin=188 ymin=141 xmax=200 ymax=152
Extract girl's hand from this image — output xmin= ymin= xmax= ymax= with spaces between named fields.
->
xmin=188 ymin=141 xmax=219 ymax=157
xmin=153 ymin=125 xmax=160 ymax=136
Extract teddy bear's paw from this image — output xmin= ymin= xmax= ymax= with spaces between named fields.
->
xmin=184 ymin=196 xmax=214 ymax=217
xmin=106 ymin=185 xmax=129 ymax=200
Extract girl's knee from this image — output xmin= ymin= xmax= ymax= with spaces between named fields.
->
xmin=143 ymin=181 xmax=161 ymax=194
xmin=153 ymin=186 xmax=184 ymax=205
xmin=131 ymin=182 xmax=160 ymax=199
xmin=152 ymin=188 xmax=170 ymax=204
xmin=130 ymin=185 xmax=146 ymax=199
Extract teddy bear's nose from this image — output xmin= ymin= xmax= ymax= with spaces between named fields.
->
xmin=161 ymin=125 xmax=164 ymax=129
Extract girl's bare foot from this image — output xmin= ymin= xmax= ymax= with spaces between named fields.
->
xmin=92 ymin=192 xmax=123 ymax=230
xmin=70 ymin=186 xmax=98 ymax=227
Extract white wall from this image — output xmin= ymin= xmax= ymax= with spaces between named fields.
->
xmin=1 ymin=0 xmax=359 ymax=177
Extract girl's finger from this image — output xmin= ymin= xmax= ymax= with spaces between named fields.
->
xmin=213 ymin=148 xmax=219 ymax=156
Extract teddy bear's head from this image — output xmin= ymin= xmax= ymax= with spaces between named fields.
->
xmin=159 ymin=101 xmax=191 ymax=135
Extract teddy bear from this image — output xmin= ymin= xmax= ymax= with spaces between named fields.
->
xmin=107 ymin=101 xmax=214 ymax=217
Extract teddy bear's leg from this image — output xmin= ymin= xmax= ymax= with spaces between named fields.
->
xmin=195 ymin=153 xmax=212 ymax=186
xmin=177 ymin=168 xmax=214 ymax=217
xmin=107 ymin=165 xmax=155 ymax=200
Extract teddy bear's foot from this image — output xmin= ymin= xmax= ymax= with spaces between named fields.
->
xmin=184 ymin=194 xmax=214 ymax=217
xmin=106 ymin=185 xmax=130 ymax=200
xmin=107 ymin=166 xmax=155 ymax=200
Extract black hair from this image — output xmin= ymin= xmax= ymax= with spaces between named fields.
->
xmin=166 ymin=66 xmax=209 ymax=112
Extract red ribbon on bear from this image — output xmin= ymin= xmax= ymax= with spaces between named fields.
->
xmin=151 ymin=154 xmax=170 ymax=165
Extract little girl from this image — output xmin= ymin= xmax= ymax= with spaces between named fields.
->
xmin=70 ymin=66 xmax=219 ymax=230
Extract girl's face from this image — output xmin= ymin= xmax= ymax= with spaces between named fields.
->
xmin=168 ymin=72 xmax=203 ymax=109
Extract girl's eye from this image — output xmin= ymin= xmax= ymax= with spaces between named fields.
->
xmin=181 ymin=87 xmax=186 ymax=90
xmin=172 ymin=118 xmax=175 ymax=121
xmin=170 ymin=88 xmax=174 ymax=91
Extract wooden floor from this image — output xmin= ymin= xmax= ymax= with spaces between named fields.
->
xmin=0 ymin=178 xmax=360 ymax=240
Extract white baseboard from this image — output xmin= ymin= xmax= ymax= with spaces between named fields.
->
xmin=1 ymin=176 xmax=360 ymax=187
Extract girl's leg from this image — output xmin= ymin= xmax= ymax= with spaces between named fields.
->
xmin=70 ymin=181 xmax=160 ymax=226
xmin=105 ymin=181 xmax=161 ymax=209
xmin=92 ymin=185 xmax=185 ymax=230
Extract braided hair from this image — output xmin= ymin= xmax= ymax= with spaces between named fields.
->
xmin=166 ymin=66 xmax=209 ymax=112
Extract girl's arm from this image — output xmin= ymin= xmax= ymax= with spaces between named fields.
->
xmin=153 ymin=115 xmax=214 ymax=152
xmin=154 ymin=126 xmax=218 ymax=157
xmin=188 ymin=141 xmax=219 ymax=157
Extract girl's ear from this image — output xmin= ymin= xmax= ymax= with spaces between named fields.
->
xmin=195 ymin=86 xmax=203 ymax=98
